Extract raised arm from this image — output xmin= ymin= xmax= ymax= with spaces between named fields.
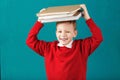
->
xmin=26 ymin=21 xmax=50 ymax=56
xmin=80 ymin=4 xmax=103 ymax=57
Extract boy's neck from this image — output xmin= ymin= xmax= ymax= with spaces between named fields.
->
xmin=57 ymin=40 xmax=73 ymax=48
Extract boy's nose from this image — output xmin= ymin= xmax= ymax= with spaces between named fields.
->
xmin=61 ymin=32 xmax=66 ymax=37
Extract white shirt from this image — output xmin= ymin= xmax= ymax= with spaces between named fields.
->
xmin=57 ymin=40 xmax=73 ymax=48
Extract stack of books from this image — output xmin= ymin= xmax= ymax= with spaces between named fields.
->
xmin=36 ymin=4 xmax=83 ymax=23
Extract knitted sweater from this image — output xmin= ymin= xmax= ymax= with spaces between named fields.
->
xmin=26 ymin=18 xmax=103 ymax=80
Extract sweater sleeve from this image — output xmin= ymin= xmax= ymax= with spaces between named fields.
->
xmin=81 ymin=18 xmax=103 ymax=57
xmin=26 ymin=21 xmax=50 ymax=56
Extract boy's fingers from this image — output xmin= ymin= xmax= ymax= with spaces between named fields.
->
xmin=81 ymin=11 xmax=85 ymax=17
xmin=80 ymin=4 xmax=85 ymax=8
xmin=40 ymin=8 xmax=46 ymax=12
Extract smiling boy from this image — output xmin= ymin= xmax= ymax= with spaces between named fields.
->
xmin=26 ymin=4 xmax=103 ymax=80
xmin=56 ymin=20 xmax=77 ymax=47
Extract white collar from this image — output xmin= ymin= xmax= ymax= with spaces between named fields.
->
xmin=57 ymin=40 xmax=73 ymax=48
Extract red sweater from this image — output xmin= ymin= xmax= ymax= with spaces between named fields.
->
xmin=26 ymin=19 xmax=103 ymax=80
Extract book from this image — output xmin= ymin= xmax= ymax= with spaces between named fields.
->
xmin=37 ymin=4 xmax=83 ymax=23
xmin=37 ymin=12 xmax=75 ymax=20
xmin=38 ymin=11 xmax=82 ymax=23
xmin=37 ymin=4 xmax=81 ymax=16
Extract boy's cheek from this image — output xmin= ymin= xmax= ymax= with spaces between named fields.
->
xmin=56 ymin=33 xmax=59 ymax=37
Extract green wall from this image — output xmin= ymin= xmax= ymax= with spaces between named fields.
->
xmin=1 ymin=0 xmax=120 ymax=80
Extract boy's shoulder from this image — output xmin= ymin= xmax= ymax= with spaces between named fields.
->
xmin=74 ymin=39 xmax=83 ymax=43
xmin=47 ymin=40 xmax=58 ymax=47
xmin=73 ymin=39 xmax=84 ymax=46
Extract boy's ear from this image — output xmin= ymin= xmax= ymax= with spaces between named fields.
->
xmin=74 ymin=30 xmax=77 ymax=37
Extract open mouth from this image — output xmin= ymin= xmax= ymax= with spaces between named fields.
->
xmin=59 ymin=37 xmax=68 ymax=41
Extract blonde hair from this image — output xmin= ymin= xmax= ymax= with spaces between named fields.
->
xmin=56 ymin=20 xmax=76 ymax=30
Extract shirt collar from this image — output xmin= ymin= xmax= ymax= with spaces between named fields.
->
xmin=57 ymin=40 xmax=73 ymax=48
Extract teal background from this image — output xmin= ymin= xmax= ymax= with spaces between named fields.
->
xmin=1 ymin=0 xmax=120 ymax=80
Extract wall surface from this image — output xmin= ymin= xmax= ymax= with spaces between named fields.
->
xmin=1 ymin=0 xmax=120 ymax=80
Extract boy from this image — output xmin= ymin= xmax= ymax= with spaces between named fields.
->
xmin=26 ymin=4 xmax=103 ymax=80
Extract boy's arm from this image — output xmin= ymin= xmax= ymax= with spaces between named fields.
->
xmin=81 ymin=19 xmax=103 ymax=56
xmin=80 ymin=4 xmax=103 ymax=57
xmin=26 ymin=21 xmax=50 ymax=56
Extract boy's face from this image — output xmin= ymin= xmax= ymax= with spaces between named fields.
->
xmin=56 ymin=22 xmax=77 ymax=45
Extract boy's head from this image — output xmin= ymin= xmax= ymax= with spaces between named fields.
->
xmin=56 ymin=20 xmax=77 ymax=45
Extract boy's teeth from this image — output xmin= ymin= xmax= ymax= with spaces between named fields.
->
xmin=60 ymin=38 xmax=67 ymax=40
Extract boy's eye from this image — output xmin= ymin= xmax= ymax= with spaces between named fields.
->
xmin=66 ymin=31 xmax=70 ymax=33
xmin=58 ymin=31 xmax=62 ymax=33
xmin=57 ymin=31 xmax=70 ymax=33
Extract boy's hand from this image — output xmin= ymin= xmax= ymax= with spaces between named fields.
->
xmin=37 ymin=8 xmax=46 ymax=22
xmin=80 ymin=4 xmax=91 ymax=20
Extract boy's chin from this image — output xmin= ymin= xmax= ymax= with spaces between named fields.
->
xmin=60 ymin=42 xmax=69 ymax=45
xmin=58 ymin=40 xmax=72 ymax=45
